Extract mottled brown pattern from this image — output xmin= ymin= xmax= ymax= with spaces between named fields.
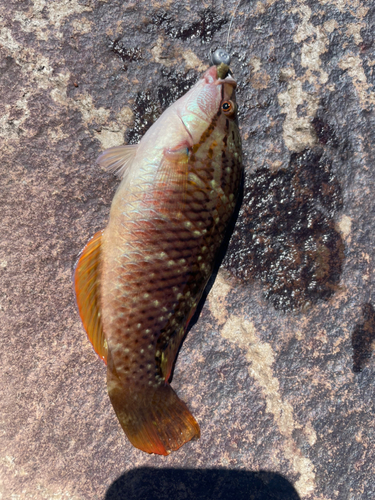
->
xmin=99 ymin=74 xmax=242 ymax=454
xmin=104 ymin=135 xmax=241 ymax=377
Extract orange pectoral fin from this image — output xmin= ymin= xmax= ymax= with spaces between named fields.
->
xmin=74 ymin=230 xmax=107 ymax=363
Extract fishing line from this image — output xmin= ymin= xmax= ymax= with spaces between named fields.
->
xmin=211 ymin=0 xmax=242 ymax=67
xmin=226 ymin=0 xmax=242 ymax=52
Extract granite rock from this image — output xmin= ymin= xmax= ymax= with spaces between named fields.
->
xmin=1 ymin=1 xmax=375 ymax=499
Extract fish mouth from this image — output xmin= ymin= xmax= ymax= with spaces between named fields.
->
xmin=203 ymin=66 xmax=237 ymax=89
xmin=215 ymin=76 xmax=237 ymax=89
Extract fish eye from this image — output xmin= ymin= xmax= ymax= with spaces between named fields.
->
xmin=221 ymin=100 xmax=236 ymax=116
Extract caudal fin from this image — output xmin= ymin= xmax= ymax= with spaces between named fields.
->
xmin=108 ymin=376 xmax=200 ymax=455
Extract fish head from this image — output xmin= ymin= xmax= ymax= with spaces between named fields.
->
xmin=177 ymin=65 xmax=238 ymax=144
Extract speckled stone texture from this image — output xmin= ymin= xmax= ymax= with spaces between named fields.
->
xmin=1 ymin=1 xmax=375 ymax=499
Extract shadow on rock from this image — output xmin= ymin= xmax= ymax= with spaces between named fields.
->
xmin=105 ymin=467 xmax=301 ymax=500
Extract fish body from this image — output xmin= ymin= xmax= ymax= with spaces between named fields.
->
xmin=74 ymin=64 xmax=242 ymax=455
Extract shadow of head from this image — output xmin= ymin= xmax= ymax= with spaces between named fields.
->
xmin=105 ymin=467 xmax=301 ymax=500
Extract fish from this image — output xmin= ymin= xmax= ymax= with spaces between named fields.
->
xmin=74 ymin=62 xmax=242 ymax=455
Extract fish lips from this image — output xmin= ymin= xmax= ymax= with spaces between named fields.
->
xmin=216 ymin=76 xmax=237 ymax=91
xmin=203 ymin=66 xmax=237 ymax=89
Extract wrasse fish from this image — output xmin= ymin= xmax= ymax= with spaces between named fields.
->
xmin=74 ymin=61 xmax=242 ymax=455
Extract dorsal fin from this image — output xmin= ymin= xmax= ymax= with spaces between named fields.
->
xmin=74 ymin=230 xmax=107 ymax=363
xmin=97 ymin=144 xmax=138 ymax=179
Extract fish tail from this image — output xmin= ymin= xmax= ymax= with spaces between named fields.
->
xmin=108 ymin=376 xmax=200 ymax=455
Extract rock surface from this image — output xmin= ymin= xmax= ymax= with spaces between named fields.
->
xmin=1 ymin=1 xmax=375 ymax=499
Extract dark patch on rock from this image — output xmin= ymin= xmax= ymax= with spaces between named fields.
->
xmin=312 ymin=114 xmax=339 ymax=148
xmin=126 ymin=68 xmax=198 ymax=144
xmin=126 ymin=90 xmax=162 ymax=144
xmin=109 ymin=40 xmax=143 ymax=70
xmin=153 ymin=8 xmax=228 ymax=43
xmin=223 ymin=148 xmax=344 ymax=311
xmin=352 ymin=303 xmax=375 ymax=373
xmin=158 ymin=67 xmax=199 ymax=108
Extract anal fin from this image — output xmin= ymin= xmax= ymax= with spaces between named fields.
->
xmin=74 ymin=230 xmax=107 ymax=363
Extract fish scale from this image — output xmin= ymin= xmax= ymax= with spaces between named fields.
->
xmin=74 ymin=63 xmax=242 ymax=455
